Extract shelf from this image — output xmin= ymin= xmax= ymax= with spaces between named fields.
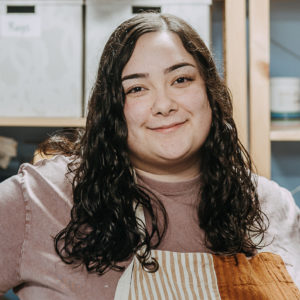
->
xmin=0 ymin=117 xmax=86 ymax=127
xmin=270 ymin=122 xmax=300 ymax=141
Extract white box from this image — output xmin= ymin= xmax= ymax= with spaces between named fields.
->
xmin=0 ymin=0 xmax=83 ymax=117
xmin=271 ymin=77 xmax=300 ymax=120
xmin=85 ymin=0 xmax=212 ymax=113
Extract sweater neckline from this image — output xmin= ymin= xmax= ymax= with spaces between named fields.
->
xmin=136 ymin=172 xmax=202 ymax=196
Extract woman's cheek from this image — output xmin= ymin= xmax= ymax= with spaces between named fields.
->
xmin=124 ymin=100 xmax=149 ymax=127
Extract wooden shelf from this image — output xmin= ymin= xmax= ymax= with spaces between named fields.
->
xmin=0 ymin=117 xmax=86 ymax=127
xmin=270 ymin=122 xmax=300 ymax=141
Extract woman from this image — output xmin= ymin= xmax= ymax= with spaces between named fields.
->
xmin=0 ymin=13 xmax=299 ymax=300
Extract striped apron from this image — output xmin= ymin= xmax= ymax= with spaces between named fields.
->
xmin=114 ymin=206 xmax=300 ymax=300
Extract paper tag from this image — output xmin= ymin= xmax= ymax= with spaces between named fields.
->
xmin=1 ymin=14 xmax=41 ymax=38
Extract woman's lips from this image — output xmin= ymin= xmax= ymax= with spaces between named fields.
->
xmin=150 ymin=121 xmax=187 ymax=133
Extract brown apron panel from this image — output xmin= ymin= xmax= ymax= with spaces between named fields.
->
xmin=212 ymin=252 xmax=300 ymax=300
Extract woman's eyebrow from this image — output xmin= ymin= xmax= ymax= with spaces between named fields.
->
xmin=122 ymin=73 xmax=149 ymax=82
xmin=121 ymin=62 xmax=196 ymax=82
xmin=164 ymin=62 xmax=196 ymax=74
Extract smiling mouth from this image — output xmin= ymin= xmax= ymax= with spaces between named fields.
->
xmin=150 ymin=121 xmax=187 ymax=133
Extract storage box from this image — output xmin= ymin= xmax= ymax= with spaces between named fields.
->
xmin=85 ymin=0 xmax=212 ymax=113
xmin=271 ymin=77 xmax=300 ymax=120
xmin=0 ymin=0 xmax=83 ymax=117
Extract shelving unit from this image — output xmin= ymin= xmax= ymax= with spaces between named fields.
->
xmin=270 ymin=123 xmax=300 ymax=141
xmin=224 ymin=0 xmax=300 ymax=179
xmin=249 ymin=0 xmax=300 ymax=178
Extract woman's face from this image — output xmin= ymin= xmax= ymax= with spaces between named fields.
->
xmin=122 ymin=31 xmax=212 ymax=176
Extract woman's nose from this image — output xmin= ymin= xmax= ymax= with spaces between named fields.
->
xmin=151 ymin=89 xmax=178 ymax=116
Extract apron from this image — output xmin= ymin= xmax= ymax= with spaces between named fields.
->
xmin=114 ymin=205 xmax=300 ymax=300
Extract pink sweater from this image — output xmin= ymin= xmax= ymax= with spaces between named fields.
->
xmin=0 ymin=155 xmax=299 ymax=299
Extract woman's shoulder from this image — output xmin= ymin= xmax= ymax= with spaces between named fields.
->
xmin=18 ymin=155 xmax=74 ymax=201
xmin=19 ymin=154 xmax=73 ymax=181
xmin=0 ymin=155 xmax=74 ymax=229
xmin=16 ymin=155 xmax=75 ymax=259
xmin=1 ymin=154 xmax=73 ymax=202
xmin=0 ymin=155 xmax=74 ymax=224
xmin=253 ymin=174 xmax=299 ymax=227
xmin=252 ymin=174 xmax=296 ymax=210
xmin=253 ymin=176 xmax=300 ymax=288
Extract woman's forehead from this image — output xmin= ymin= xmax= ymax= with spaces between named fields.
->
xmin=122 ymin=31 xmax=196 ymax=76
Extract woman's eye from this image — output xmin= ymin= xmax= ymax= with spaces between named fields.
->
xmin=126 ymin=86 xmax=144 ymax=94
xmin=173 ymin=77 xmax=193 ymax=85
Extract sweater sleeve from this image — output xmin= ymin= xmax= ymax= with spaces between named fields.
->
xmin=256 ymin=176 xmax=300 ymax=289
xmin=0 ymin=174 xmax=26 ymax=295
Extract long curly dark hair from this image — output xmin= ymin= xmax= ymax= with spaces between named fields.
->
xmin=53 ymin=12 xmax=268 ymax=275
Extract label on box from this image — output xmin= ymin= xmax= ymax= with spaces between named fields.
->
xmin=1 ymin=14 xmax=41 ymax=38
